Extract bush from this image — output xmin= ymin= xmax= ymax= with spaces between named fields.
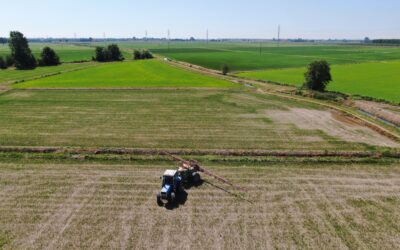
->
xmin=133 ymin=49 xmax=153 ymax=60
xmin=5 ymin=55 xmax=14 ymax=67
xmin=38 ymin=47 xmax=60 ymax=66
xmin=303 ymin=60 xmax=332 ymax=91
xmin=0 ymin=56 xmax=7 ymax=69
xmin=222 ymin=64 xmax=229 ymax=75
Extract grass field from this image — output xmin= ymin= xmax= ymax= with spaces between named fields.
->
xmin=1 ymin=158 xmax=399 ymax=249
xmin=13 ymin=60 xmax=235 ymax=89
xmin=0 ymin=89 xmax=397 ymax=150
xmin=116 ymin=42 xmax=400 ymax=71
xmin=237 ymin=61 xmax=400 ymax=103
xmin=0 ymin=63 xmax=96 ymax=86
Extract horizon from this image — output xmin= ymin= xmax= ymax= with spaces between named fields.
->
xmin=1 ymin=0 xmax=399 ymax=40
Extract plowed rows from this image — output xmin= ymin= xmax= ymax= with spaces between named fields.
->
xmin=1 ymin=161 xmax=399 ymax=249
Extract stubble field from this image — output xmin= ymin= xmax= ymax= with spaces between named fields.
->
xmin=0 ymin=159 xmax=399 ymax=249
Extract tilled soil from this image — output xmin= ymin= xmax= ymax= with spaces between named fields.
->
xmin=1 ymin=161 xmax=399 ymax=249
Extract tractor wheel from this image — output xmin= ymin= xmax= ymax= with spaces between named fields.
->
xmin=192 ymin=172 xmax=201 ymax=184
xmin=170 ymin=192 xmax=176 ymax=203
xmin=157 ymin=193 xmax=163 ymax=206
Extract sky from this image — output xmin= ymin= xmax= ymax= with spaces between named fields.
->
xmin=1 ymin=0 xmax=399 ymax=39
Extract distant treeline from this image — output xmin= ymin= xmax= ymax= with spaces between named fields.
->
xmin=372 ymin=39 xmax=400 ymax=45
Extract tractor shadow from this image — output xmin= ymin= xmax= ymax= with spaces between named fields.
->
xmin=165 ymin=190 xmax=188 ymax=210
xmin=165 ymin=180 xmax=204 ymax=210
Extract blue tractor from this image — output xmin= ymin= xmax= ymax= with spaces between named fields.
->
xmin=157 ymin=170 xmax=183 ymax=206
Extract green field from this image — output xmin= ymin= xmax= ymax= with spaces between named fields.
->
xmin=115 ymin=42 xmax=400 ymax=71
xmin=0 ymin=63 xmax=96 ymax=86
xmin=13 ymin=60 xmax=235 ymax=89
xmin=0 ymin=43 xmax=97 ymax=63
xmin=0 ymin=89 xmax=397 ymax=150
xmin=237 ymin=61 xmax=400 ymax=103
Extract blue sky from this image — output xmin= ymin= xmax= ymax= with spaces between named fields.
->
xmin=1 ymin=0 xmax=399 ymax=39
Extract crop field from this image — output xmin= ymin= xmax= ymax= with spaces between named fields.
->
xmin=0 ymin=158 xmax=399 ymax=249
xmin=237 ymin=61 xmax=400 ymax=103
xmin=0 ymin=43 xmax=97 ymax=63
xmin=0 ymin=89 xmax=398 ymax=150
xmin=117 ymin=42 xmax=400 ymax=71
xmin=13 ymin=60 xmax=235 ymax=89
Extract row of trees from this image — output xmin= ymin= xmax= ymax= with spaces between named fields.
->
xmin=133 ymin=49 xmax=153 ymax=60
xmin=0 ymin=31 xmax=60 ymax=70
xmin=93 ymin=44 xmax=124 ymax=62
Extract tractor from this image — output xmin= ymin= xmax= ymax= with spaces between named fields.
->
xmin=157 ymin=153 xmax=242 ymax=206
xmin=157 ymin=170 xmax=183 ymax=206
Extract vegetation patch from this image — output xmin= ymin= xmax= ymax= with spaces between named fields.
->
xmin=13 ymin=60 xmax=236 ymax=89
xmin=237 ymin=61 xmax=400 ymax=103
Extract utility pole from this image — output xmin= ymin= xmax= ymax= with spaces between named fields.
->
xmin=277 ymin=25 xmax=281 ymax=47
xmin=103 ymin=32 xmax=106 ymax=46
xmin=145 ymin=30 xmax=148 ymax=41
xmin=167 ymin=29 xmax=170 ymax=51
xmin=206 ymin=29 xmax=209 ymax=45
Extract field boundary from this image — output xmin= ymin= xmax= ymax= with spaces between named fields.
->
xmin=14 ymin=87 xmax=233 ymax=91
xmin=0 ymin=147 xmax=398 ymax=158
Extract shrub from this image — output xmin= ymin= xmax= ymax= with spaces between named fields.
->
xmin=38 ymin=47 xmax=60 ymax=66
xmin=222 ymin=64 xmax=229 ymax=75
xmin=5 ymin=55 xmax=14 ymax=67
xmin=0 ymin=56 xmax=7 ymax=69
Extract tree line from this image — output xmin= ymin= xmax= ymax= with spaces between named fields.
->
xmin=0 ymin=31 xmax=60 ymax=70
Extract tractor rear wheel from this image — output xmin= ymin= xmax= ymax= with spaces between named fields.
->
xmin=157 ymin=193 xmax=163 ymax=206
xmin=192 ymin=172 xmax=201 ymax=184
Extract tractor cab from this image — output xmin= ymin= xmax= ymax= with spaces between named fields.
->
xmin=157 ymin=170 xmax=182 ymax=206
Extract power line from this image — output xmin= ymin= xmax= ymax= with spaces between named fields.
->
xmin=277 ymin=25 xmax=281 ymax=47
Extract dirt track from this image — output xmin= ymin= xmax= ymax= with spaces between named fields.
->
xmin=1 ymin=161 xmax=400 ymax=249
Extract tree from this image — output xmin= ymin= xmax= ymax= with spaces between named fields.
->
xmin=38 ymin=47 xmax=60 ymax=66
xmin=8 ymin=31 xmax=36 ymax=69
xmin=0 ymin=56 xmax=7 ymax=69
xmin=95 ymin=47 xmax=107 ymax=62
xmin=107 ymin=44 xmax=124 ymax=61
xmin=133 ymin=50 xmax=142 ymax=60
xmin=364 ymin=37 xmax=370 ymax=43
xmin=133 ymin=50 xmax=153 ymax=60
xmin=303 ymin=60 xmax=332 ymax=91
xmin=222 ymin=64 xmax=229 ymax=75
xmin=141 ymin=50 xmax=153 ymax=59
xmin=94 ymin=44 xmax=124 ymax=62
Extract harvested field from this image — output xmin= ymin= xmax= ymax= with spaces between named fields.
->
xmin=265 ymin=108 xmax=399 ymax=148
xmin=0 ymin=159 xmax=399 ymax=249
xmin=0 ymin=89 xmax=393 ymax=151
xmin=354 ymin=100 xmax=400 ymax=127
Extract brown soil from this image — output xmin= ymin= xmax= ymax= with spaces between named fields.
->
xmin=265 ymin=108 xmax=399 ymax=148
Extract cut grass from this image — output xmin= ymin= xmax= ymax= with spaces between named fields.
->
xmin=13 ymin=60 xmax=236 ymax=89
xmin=0 ymin=159 xmax=399 ymax=249
xmin=237 ymin=61 xmax=400 ymax=103
xmin=0 ymin=89 xmax=393 ymax=151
